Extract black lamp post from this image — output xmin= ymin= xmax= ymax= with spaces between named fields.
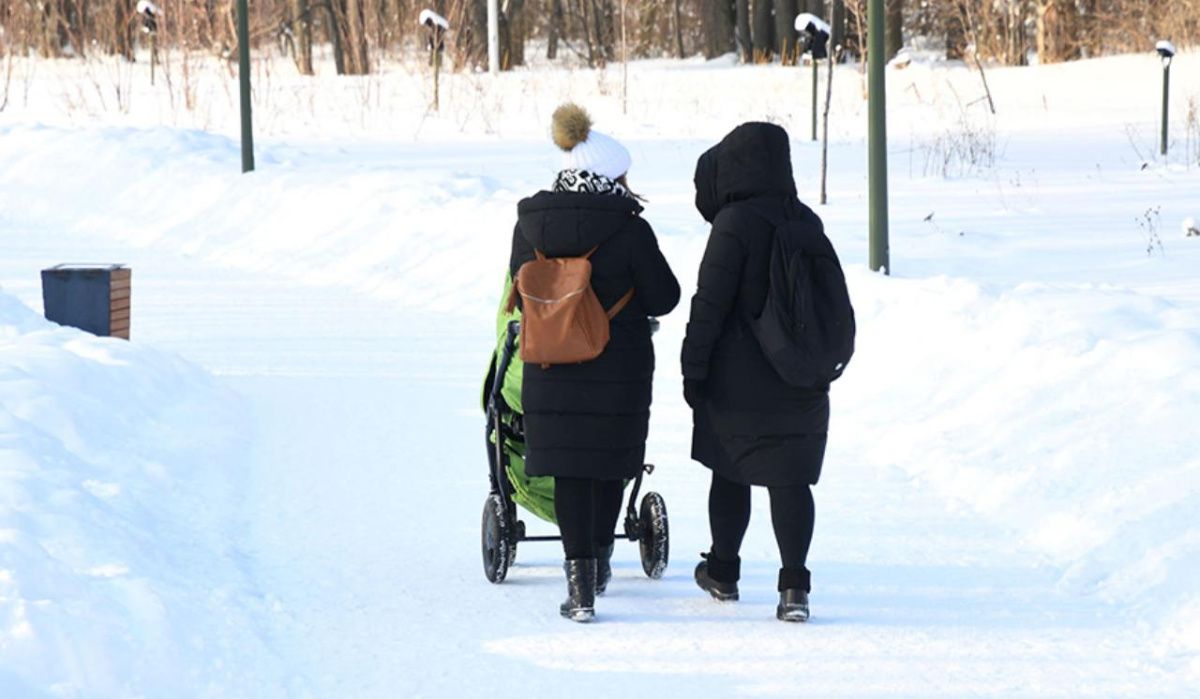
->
xmin=420 ymin=9 xmax=449 ymax=112
xmin=1157 ymin=40 xmax=1175 ymax=157
xmin=795 ymin=13 xmax=831 ymax=143
xmin=237 ymin=0 xmax=254 ymax=173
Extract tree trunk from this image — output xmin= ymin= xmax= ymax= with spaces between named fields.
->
xmin=346 ymin=0 xmax=370 ymax=73
xmin=325 ymin=0 xmax=347 ymax=74
xmin=579 ymin=0 xmax=598 ymax=66
xmin=674 ymin=0 xmax=686 ymax=58
xmin=113 ymin=0 xmax=133 ymax=61
xmin=944 ymin=4 xmax=964 ymax=61
xmin=1007 ymin=0 xmax=1027 ymax=66
xmin=504 ymin=0 xmax=526 ymax=68
xmin=457 ymin=0 xmax=487 ymax=69
xmin=292 ymin=0 xmax=314 ymax=75
xmin=594 ymin=0 xmax=616 ymax=62
xmin=548 ymin=0 xmax=564 ymax=59
xmin=1036 ymin=0 xmax=1080 ymax=64
xmin=831 ymin=0 xmax=845 ymax=55
xmin=751 ymin=0 xmax=773 ymax=61
xmin=775 ymin=0 xmax=798 ymax=65
xmin=65 ymin=0 xmax=86 ymax=58
xmin=700 ymin=0 xmax=735 ymax=60
xmin=885 ymin=0 xmax=902 ymax=60
xmin=735 ymin=0 xmax=752 ymax=62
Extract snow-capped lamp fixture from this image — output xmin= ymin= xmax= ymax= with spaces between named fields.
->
xmin=419 ymin=9 xmax=450 ymax=32
xmin=1183 ymin=217 xmax=1199 ymax=238
xmin=419 ymin=9 xmax=449 ymax=54
xmin=795 ymin=13 xmax=832 ymax=60
xmin=136 ymin=0 xmax=161 ymax=34
xmin=1157 ymin=40 xmax=1176 ymax=68
xmin=1156 ymin=40 xmax=1176 ymax=156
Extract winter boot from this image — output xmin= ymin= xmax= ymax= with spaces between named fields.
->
xmin=694 ymin=552 xmax=740 ymax=602
xmin=776 ymin=589 xmax=810 ymax=622
xmin=595 ymin=543 xmax=614 ymax=596
xmin=777 ymin=567 xmax=811 ymax=622
xmin=559 ymin=558 xmax=596 ymax=622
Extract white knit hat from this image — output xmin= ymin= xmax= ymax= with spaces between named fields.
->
xmin=551 ymin=104 xmax=631 ymax=180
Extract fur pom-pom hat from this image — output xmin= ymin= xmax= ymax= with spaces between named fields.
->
xmin=551 ymin=103 xmax=632 ymax=180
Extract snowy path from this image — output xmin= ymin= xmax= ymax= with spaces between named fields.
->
xmin=1 ymin=223 xmax=1186 ymax=697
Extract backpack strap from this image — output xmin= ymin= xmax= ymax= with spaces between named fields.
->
xmin=516 ymin=247 xmax=631 ymax=318
xmin=606 ymin=289 xmax=635 ymax=319
xmin=534 ymin=246 xmax=600 ymax=261
xmin=504 ymin=280 xmax=519 ymax=313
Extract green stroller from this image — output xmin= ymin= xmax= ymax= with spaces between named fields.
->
xmin=481 ymin=276 xmax=670 ymax=584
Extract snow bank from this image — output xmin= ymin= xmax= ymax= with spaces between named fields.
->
xmin=0 ymin=290 xmax=287 ymax=697
xmin=0 ymin=124 xmax=523 ymax=322
xmin=838 ymin=269 xmax=1200 ymax=665
xmin=2 ymin=42 xmax=1195 ymax=144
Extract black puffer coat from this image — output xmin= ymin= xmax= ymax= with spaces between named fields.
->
xmin=681 ymin=123 xmax=830 ymax=487
xmin=512 ymin=191 xmax=680 ymax=480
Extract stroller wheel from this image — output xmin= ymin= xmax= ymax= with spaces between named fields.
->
xmin=482 ymin=494 xmax=516 ymax=583
xmin=638 ymin=491 xmax=669 ymax=579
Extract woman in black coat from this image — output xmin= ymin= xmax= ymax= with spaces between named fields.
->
xmin=681 ymin=122 xmax=829 ymax=622
xmin=510 ymin=104 xmax=680 ymax=622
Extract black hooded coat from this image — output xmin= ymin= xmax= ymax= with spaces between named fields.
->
xmin=682 ymin=123 xmax=830 ymax=487
xmin=511 ymin=191 xmax=681 ymax=481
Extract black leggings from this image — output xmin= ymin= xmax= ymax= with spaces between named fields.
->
xmin=554 ymin=477 xmax=625 ymax=560
xmin=709 ymin=472 xmax=815 ymax=573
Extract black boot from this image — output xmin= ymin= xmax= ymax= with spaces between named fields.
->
xmin=595 ymin=543 xmax=614 ymax=596
xmin=694 ymin=552 xmax=740 ymax=602
xmin=559 ymin=558 xmax=596 ymax=622
xmin=776 ymin=589 xmax=810 ymax=622
xmin=777 ymin=567 xmax=811 ymax=622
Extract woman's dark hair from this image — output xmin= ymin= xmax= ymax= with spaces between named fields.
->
xmin=617 ymin=175 xmax=647 ymax=203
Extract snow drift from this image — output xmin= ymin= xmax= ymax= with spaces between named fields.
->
xmin=0 ymin=290 xmax=287 ymax=698
xmin=838 ymin=270 xmax=1200 ymax=662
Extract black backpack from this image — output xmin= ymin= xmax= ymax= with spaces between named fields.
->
xmin=750 ymin=208 xmax=856 ymax=388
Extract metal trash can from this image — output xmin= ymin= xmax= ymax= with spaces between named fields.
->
xmin=41 ymin=264 xmax=132 ymax=339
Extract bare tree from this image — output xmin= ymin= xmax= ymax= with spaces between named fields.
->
xmin=1036 ymin=0 xmax=1081 ymax=63
xmin=885 ymin=0 xmax=902 ymax=60
xmin=701 ymin=0 xmax=735 ymax=59
xmin=673 ymin=0 xmax=686 ymax=57
xmin=735 ymin=0 xmax=752 ymax=62
xmin=291 ymin=0 xmax=315 ymax=75
xmin=751 ymin=0 xmax=773 ymax=61
xmin=775 ymin=0 xmax=798 ymax=65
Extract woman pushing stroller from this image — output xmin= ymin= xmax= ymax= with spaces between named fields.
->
xmin=504 ymin=104 xmax=680 ymax=622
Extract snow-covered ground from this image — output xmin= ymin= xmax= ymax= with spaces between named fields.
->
xmin=1 ymin=49 xmax=1199 ymax=696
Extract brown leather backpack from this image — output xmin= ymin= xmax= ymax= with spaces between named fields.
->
xmin=507 ymin=246 xmax=634 ymax=367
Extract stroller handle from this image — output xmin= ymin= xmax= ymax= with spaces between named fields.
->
xmin=490 ymin=320 xmax=521 ymax=407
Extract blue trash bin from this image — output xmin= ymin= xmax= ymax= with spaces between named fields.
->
xmin=41 ymin=264 xmax=131 ymax=339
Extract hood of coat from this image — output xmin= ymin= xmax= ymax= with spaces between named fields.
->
xmin=693 ymin=122 xmax=797 ymax=223
xmin=516 ymin=191 xmax=643 ymax=256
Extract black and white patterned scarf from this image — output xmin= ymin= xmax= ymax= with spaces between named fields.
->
xmin=552 ymin=170 xmax=633 ymax=199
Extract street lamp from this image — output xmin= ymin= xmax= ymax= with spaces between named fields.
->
xmin=795 ymin=13 xmax=831 ymax=142
xmin=136 ymin=1 xmax=161 ymax=85
xmin=420 ymin=9 xmax=449 ymax=111
xmin=1157 ymin=40 xmax=1175 ymax=157
xmin=237 ymin=0 xmax=254 ymax=172
xmin=867 ymin=0 xmax=888 ymax=274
